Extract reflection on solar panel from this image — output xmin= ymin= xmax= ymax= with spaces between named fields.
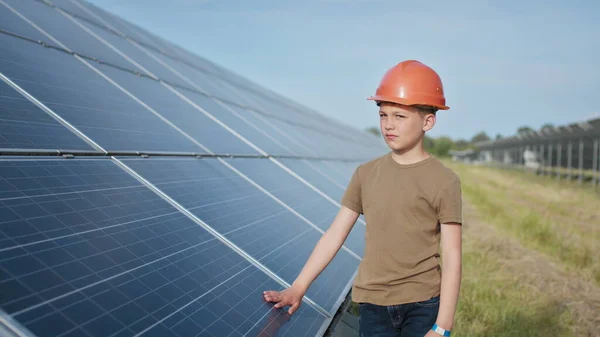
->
xmin=0 ymin=0 xmax=387 ymax=336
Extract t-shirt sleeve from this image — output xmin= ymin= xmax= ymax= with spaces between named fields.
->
xmin=341 ymin=166 xmax=363 ymax=214
xmin=437 ymin=175 xmax=462 ymax=224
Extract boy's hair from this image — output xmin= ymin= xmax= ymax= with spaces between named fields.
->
xmin=376 ymin=101 xmax=438 ymax=117
xmin=415 ymin=105 xmax=438 ymax=117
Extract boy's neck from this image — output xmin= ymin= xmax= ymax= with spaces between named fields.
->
xmin=390 ymin=144 xmax=431 ymax=165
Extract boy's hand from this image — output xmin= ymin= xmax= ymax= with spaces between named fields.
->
xmin=263 ymin=286 xmax=305 ymax=315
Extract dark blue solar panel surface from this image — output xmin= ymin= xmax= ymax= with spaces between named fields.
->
xmin=0 ymin=33 xmax=203 ymax=153
xmin=0 ymin=80 xmax=93 ymax=151
xmin=260 ymin=118 xmax=327 ymax=158
xmin=70 ymin=13 xmax=199 ymax=87
xmin=120 ymin=157 xmax=359 ymax=314
xmin=67 ymin=0 xmax=167 ymax=53
xmin=3 ymin=0 xmax=149 ymax=75
xmin=165 ymin=61 xmax=241 ymax=102
xmin=228 ymin=109 xmax=314 ymax=158
xmin=0 ymin=1 xmax=49 ymax=41
xmin=226 ymin=157 xmax=365 ymax=257
xmin=44 ymin=0 xmax=102 ymax=26
xmin=277 ymin=159 xmax=346 ymax=202
xmin=93 ymin=65 xmax=260 ymax=155
xmin=181 ymin=91 xmax=295 ymax=156
xmin=0 ymin=159 xmax=327 ymax=337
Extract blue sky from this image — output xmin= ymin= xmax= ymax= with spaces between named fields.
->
xmin=87 ymin=0 xmax=600 ymax=141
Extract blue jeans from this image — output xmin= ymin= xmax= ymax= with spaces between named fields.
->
xmin=358 ymin=296 xmax=440 ymax=337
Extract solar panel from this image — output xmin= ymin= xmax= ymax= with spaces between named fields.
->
xmin=275 ymin=159 xmax=346 ymax=203
xmin=0 ymin=158 xmax=328 ymax=337
xmin=0 ymin=80 xmax=94 ymax=151
xmin=0 ymin=0 xmax=390 ymax=336
xmin=0 ymin=33 xmax=204 ymax=154
xmin=91 ymin=66 xmax=262 ymax=156
xmin=0 ymin=1 xmax=49 ymax=41
xmin=119 ymin=157 xmax=359 ymax=314
xmin=3 ymin=0 xmax=150 ymax=76
xmin=222 ymin=157 xmax=366 ymax=258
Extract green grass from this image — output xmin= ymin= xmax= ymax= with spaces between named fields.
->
xmin=448 ymin=162 xmax=599 ymax=284
xmin=347 ymin=243 xmax=576 ymax=337
xmin=452 ymin=248 xmax=575 ymax=337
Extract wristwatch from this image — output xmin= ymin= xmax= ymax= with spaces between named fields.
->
xmin=431 ymin=324 xmax=451 ymax=336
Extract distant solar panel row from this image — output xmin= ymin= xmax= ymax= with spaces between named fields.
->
xmin=0 ymin=0 xmax=383 ymax=336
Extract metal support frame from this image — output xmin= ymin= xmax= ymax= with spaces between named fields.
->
xmin=548 ymin=144 xmax=553 ymax=177
xmin=593 ymin=138 xmax=599 ymax=189
xmin=578 ymin=138 xmax=584 ymax=184
xmin=567 ymin=141 xmax=573 ymax=181
xmin=557 ymin=143 xmax=562 ymax=181
xmin=539 ymin=143 xmax=545 ymax=175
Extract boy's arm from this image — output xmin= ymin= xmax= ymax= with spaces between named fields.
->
xmin=428 ymin=174 xmax=462 ymax=336
xmin=432 ymin=222 xmax=462 ymax=333
xmin=263 ymin=205 xmax=360 ymax=314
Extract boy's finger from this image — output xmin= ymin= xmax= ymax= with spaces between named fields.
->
xmin=263 ymin=292 xmax=279 ymax=301
xmin=288 ymin=302 xmax=300 ymax=315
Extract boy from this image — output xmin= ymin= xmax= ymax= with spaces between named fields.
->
xmin=263 ymin=60 xmax=462 ymax=337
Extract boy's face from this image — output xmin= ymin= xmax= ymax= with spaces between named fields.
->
xmin=378 ymin=102 xmax=435 ymax=152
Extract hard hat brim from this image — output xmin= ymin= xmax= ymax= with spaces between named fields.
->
xmin=367 ymin=95 xmax=449 ymax=110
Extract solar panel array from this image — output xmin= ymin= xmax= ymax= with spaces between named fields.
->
xmin=476 ymin=117 xmax=600 ymax=172
xmin=0 ymin=0 xmax=387 ymax=336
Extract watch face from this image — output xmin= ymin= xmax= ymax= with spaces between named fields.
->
xmin=435 ymin=326 xmax=445 ymax=333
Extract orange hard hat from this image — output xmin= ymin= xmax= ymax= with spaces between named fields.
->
xmin=368 ymin=60 xmax=449 ymax=110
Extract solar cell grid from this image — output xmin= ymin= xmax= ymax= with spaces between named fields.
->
xmin=0 ymin=33 xmax=203 ymax=154
xmin=224 ymin=157 xmax=365 ymax=257
xmin=91 ymin=65 xmax=261 ymax=156
xmin=119 ymin=157 xmax=359 ymax=314
xmin=2 ymin=0 xmax=151 ymax=77
xmin=0 ymin=159 xmax=330 ymax=337
xmin=0 ymin=79 xmax=94 ymax=151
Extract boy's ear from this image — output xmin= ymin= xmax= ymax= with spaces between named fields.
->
xmin=422 ymin=113 xmax=436 ymax=132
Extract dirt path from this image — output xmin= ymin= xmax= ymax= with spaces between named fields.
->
xmin=462 ymin=200 xmax=600 ymax=337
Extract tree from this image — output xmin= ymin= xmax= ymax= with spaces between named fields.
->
xmin=495 ymin=133 xmax=503 ymax=140
xmin=432 ymin=136 xmax=454 ymax=157
xmin=424 ymin=135 xmax=435 ymax=152
xmin=470 ymin=131 xmax=490 ymax=143
xmin=517 ymin=126 xmax=534 ymax=135
xmin=541 ymin=123 xmax=554 ymax=130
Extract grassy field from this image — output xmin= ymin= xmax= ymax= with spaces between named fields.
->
xmin=347 ymin=160 xmax=599 ymax=337
xmin=446 ymin=161 xmax=599 ymax=337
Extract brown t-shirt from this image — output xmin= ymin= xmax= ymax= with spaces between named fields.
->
xmin=341 ymin=152 xmax=462 ymax=306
